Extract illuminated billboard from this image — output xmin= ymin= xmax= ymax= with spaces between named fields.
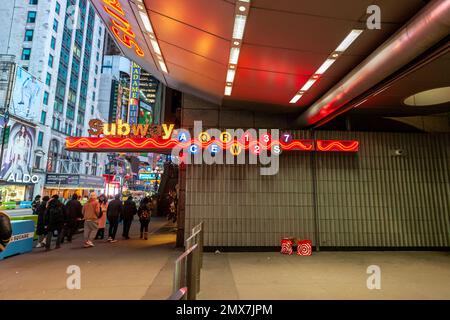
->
xmin=9 ymin=67 xmax=43 ymax=123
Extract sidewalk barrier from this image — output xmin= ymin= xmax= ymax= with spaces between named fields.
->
xmin=192 ymin=222 xmax=204 ymax=268
xmin=172 ymin=221 xmax=204 ymax=300
xmin=173 ymin=243 xmax=199 ymax=300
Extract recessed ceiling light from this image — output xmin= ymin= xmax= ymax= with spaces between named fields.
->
xmin=229 ymin=65 xmax=235 ymax=69
xmin=315 ymin=59 xmax=336 ymax=74
xmin=301 ymin=79 xmax=317 ymax=91
xmin=159 ymin=61 xmax=168 ymax=73
xmin=335 ymin=29 xmax=363 ymax=52
xmin=225 ymin=86 xmax=232 ymax=96
xmin=139 ymin=11 xmax=153 ymax=33
xmin=233 ymin=15 xmax=247 ymax=40
xmin=233 ymin=41 xmax=240 ymax=46
xmin=138 ymin=5 xmax=144 ymax=10
xmin=229 ymin=47 xmax=240 ymax=64
xmin=150 ymin=39 xmax=162 ymax=55
xmin=332 ymin=53 xmax=339 ymax=58
xmin=239 ymin=6 xmax=246 ymax=12
xmin=289 ymin=94 xmax=303 ymax=104
xmin=226 ymin=69 xmax=236 ymax=83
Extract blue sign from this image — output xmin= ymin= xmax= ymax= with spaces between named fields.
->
xmin=0 ymin=220 xmax=34 ymax=260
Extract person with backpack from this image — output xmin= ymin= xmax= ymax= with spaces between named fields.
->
xmin=44 ymin=195 xmax=65 ymax=251
xmin=122 ymin=196 xmax=137 ymax=239
xmin=62 ymin=194 xmax=83 ymax=243
xmin=138 ymin=197 xmax=152 ymax=240
xmin=82 ymin=192 xmax=101 ymax=248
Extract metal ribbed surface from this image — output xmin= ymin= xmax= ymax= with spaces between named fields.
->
xmin=185 ymin=131 xmax=450 ymax=248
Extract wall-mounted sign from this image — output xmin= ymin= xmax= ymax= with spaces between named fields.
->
xmin=127 ymin=62 xmax=141 ymax=124
xmin=102 ymin=0 xmax=144 ymax=57
xmin=6 ymin=174 xmax=39 ymax=184
xmin=0 ymin=119 xmax=36 ymax=182
xmin=87 ymin=119 xmax=174 ymax=139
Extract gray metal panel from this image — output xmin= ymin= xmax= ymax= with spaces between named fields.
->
xmin=185 ymin=131 xmax=450 ymax=248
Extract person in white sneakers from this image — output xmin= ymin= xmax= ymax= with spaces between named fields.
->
xmin=82 ymin=192 xmax=101 ymax=248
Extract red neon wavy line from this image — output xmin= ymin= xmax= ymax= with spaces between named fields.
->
xmin=317 ymin=141 xmax=359 ymax=151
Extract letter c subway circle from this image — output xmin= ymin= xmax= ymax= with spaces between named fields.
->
xmin=189 ymin=144 xmax=199 ymax=154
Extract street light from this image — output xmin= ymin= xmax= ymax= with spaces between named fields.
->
xmin=0 ymin=110 xmax=10 ymax=172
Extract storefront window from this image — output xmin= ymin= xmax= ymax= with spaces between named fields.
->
xmin=0 ymin=185 xmax=26 ymax=202
xmin=91 ymin=153 xmax=98 ymax=176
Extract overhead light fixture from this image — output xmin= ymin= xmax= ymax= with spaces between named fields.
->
xmin=289 ymin=28 xmax=364 ymax=104
xmin=139 ymin=11 xmax=153 ymax=33
xmin=335 ymin=29 xmax=363 ymax=52
xmin=226 ymin=69 xmax=236 ymax=83
xmin=301 ymin=79 xmax=317 ymax=91
xmin=159 ymin=61 xmax=168 ymax=73
xmin=225 ymin=86 xmax=232 ymax=96
xmin=223 ymin=0 xmax=251 ymax=97
xmin=229 ymin=47 xmax=240 ymax=64
xmin=136 ymin=4 xmax=168 ymax=74
xmin=233 ymin=15 xmax=247 ymax=39
xmin=289 ymin=94 xmax=303 ymax=104
xmin=150 ymin=39 xmax=161 ymax=55
xmin=315 ymin=59 xmax=336 ymax=74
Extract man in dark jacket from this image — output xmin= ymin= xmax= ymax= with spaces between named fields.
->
xmin=31 ymin=195 xmax=41 ymax=215
xmin=44 ymin=195 xmax=66 ymax=251
xmin=62 ymin=194 xmax=83 ymax=243
xmin=35 ymin=196 xmax=50 ymax=248
xmin=122 ymin=196 xmax=137 ymax=239
xmin=107 ymin=194 xmax=123 ymax=242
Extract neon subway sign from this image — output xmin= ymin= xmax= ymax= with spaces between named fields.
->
xmin=66 ymin=119 xmax=359 ymax=153
xmin=102 ymin=0 xmax=144 ymax=57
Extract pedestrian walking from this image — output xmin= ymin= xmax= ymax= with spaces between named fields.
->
xmin=138 ymin=197 xmax=152 ymax=240
xmin=95 ymin=194 xmax=108 ymax=240
xmin=122 ymin=196 xmax=137 ymax=239
xmin=106 ymin=194 xmax=122 ymax=243
xmin=35 ymin=196 xmax=50 ymax=248
xmin=82 ymin=192 xmax=101 ymax=248
xmin=63 ymin=194 xmax=83 ymax=243
xmin=44 ymin=195 xmax=65 ymax=251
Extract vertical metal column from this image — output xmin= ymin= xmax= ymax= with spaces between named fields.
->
xmin=310 ymin=130 xmax=320 ymax=252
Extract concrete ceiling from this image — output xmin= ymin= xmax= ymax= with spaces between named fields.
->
xmin=92 ymin=0 xmax=449 ymax=123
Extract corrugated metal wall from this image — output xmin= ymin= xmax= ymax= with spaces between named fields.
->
xmin=185 ymin=131 xmax=450 ymax=248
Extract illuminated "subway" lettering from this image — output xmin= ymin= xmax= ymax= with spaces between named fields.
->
xmin=102 ymin=0 xmax=144 ymax=57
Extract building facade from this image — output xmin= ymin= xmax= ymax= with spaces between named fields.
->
xmin=0 ymin=0 xmax=107 ymax=200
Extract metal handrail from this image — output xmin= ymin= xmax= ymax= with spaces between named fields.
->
xmin=172 ymin=221 xmax=204 ymax=300
xmin=167 ymin=287 xmax=188 ymax=300
xmin=173 ymin=243 xmax=198 ymax=300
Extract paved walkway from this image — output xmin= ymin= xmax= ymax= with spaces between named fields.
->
xmin=197 ymin=251 xmax=450 ymax=300
xmin=0 ymin=217 xmax=181 ymax=300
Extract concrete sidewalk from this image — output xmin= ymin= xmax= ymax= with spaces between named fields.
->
xmin=0 ymin=217 xmax=181 ymax=300
xmin=197 ymin=251 xmax=450 ymax=300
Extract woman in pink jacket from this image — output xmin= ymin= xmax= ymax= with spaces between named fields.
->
xmin=95 ymin=194 xmax=108 ymax=240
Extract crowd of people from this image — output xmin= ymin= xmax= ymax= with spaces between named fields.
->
xmin=32 ymin=193 xmax=158 ymax=251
